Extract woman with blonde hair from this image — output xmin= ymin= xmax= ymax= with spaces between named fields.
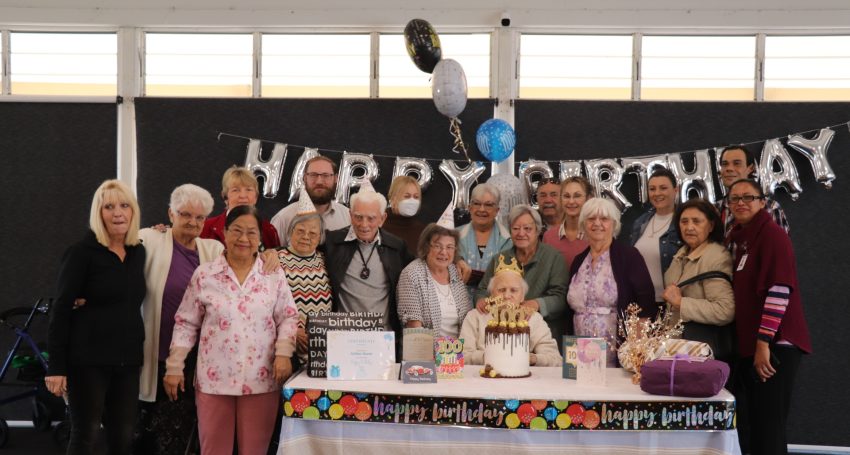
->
xmin=46 ymin=179 xmax=147 ymax=455
xmin=543 ymin=176 xmax=593 ymax=270
xmin=382 ymin=175 xmax=427 ymax=256
xmin=201 ymin=165 xmax=281 ymax=250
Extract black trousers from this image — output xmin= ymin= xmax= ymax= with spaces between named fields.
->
xmin=66 ymin=364 xmax=140 ymax=455
xmin=136 ymin=360 xmax=199 ymax=455
xmin=734 ymin=345 xmax=802 ymax=455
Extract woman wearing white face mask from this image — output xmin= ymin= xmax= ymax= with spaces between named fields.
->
xmin=382 ymin=175 xmax=427 ymax=257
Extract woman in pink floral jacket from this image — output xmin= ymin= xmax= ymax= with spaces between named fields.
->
xmin=164 ymin=205 xmax=298 ymax=455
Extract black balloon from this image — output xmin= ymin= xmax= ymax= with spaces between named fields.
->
xmin=404 ymin=19 xmax=442 ymax=73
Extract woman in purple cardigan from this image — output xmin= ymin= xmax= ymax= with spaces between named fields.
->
xmin=567 ymin=198 xmax=657 ymax=367
xmin=728 ymin=179 xmax=811 ymax=455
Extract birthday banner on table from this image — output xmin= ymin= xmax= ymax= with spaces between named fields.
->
xmin=282 ymin=388 xmax=735 ymax=431
xmin=224 ymin=120 xmax=843 ymax=214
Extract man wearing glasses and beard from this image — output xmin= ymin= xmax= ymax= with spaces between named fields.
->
xmin=271 ymin=155 xmax=350 ymax=246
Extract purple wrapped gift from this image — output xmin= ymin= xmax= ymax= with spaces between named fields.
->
xmin=640 ymin=356 xmax=730 ymax=398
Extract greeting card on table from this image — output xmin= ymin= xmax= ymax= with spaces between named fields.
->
xmin=562 ymin=335 xmax=592 ymax=380
xmin=402 ymin=328 xmax=435 ymax=362
xmin=326 ymin=330 xmax=396 ymax=380
xmin=434 ymin=336 xmax=464 ymax=379
xmin=401 ymin=361 xmax=438 ymax=384
xmin=576 ymin=337 xmax=607 ymax=386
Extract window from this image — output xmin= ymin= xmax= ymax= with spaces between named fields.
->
xmin=10 ymin=32 xmax=117 ymax=96
xmin=519 ymin=35 xmax=632 ymax=100
xmin=641 ymin=36 xmax=755 ymax=101
xmin=764 ymin=36 xmax=850 ymax=101
xmin=145 ymin=33 xmax=253 ymax=97
xmin=379 ymin=33 xmax=490 ymax=98
xmin=262 ymin=34 xmax=370 ymax=98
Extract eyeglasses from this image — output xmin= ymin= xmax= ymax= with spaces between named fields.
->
xmin=226 ymin=227 xmax=260 ymax=239
xmin=727 ymin=195 xmax=764 ymax=204
xmin=586 ymin=216 xmax=612 ymax=226
xmin=511 ymin=225 xmax=537 ymax=235
xmin=470 ymin=200 xmax=498 ymax=210
xmin=291 ymin=228 xmax=320 ymax=239
xmin=430 ymin=243 xmax=456 ymax=253
xmin=305 ymin=172 xmax=335 ymax=181
xmin=176 ymin=211 xmax=207 ymax=224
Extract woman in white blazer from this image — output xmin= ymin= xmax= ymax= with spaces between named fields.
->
xmin=136 ymin=184 xmax=223 ymax=454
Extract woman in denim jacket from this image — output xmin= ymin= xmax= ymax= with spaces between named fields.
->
xmin=629 ymin=168 xmax=683 ymax=304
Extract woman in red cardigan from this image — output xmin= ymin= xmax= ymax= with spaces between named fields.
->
xmin=728 ymin=179 xmax=811 ymax=455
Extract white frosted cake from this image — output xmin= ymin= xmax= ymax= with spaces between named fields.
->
xmin=482 ymin=325 xmax=530 ymax=378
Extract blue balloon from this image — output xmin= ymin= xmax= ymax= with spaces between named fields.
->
xmin=476 ymin=119 xmax=516 ymax=163
xmin=504 ymin=399 xmax=520 ymax=411
xmin=317 ymin=396 xmax=331 ymax=411
xmin=544 ymin=407 xmax=559 ymax=422
xmin=283 ymin=388 xmax=294 ymax=399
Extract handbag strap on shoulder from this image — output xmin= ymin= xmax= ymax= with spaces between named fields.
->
xmin=676 ymin=271 xmax=732 ymax=288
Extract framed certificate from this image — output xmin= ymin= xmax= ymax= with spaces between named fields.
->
xmin=326 ymin=331 xmax=396 ymax=380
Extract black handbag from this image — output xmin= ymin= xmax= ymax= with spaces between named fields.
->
xmin=675 ymin=271 xmax=736 ymax=362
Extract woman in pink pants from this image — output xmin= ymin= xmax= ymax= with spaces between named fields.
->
xmin=164 ymin=205 xmax=298 ymax=454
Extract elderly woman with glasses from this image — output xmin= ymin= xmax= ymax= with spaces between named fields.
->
xmin=397 ymin=223 xmax=473 ymax=338
xmin=274 ymin=192 xmax=333 ymax=364
xmin=727 ymin=179 xmax=811 ymax=455
xmin=567 ymin=198 xmax=657 ymax=367
xmin=456 ymin=183 xmax=512 ymax=294
xmin=164 ymin=205 xmax=298 ymax=454
xmin=135 ymin=184 xmax=224 ymax=454
xmin=475 ymin=205 xmax=569 ymax=349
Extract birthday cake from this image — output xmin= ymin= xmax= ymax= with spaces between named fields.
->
xmin=480 ymin=298 xmax=531 ymax=378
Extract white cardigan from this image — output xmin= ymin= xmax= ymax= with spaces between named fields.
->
xmin=138 ymin=228 xmax=223 ymax=402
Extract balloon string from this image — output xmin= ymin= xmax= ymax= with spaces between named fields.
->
xmin=449 ymin=118 xmax=472 ymax=164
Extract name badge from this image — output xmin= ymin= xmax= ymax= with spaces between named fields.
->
xmin=737 ymin=254 xmax=748 ymax=271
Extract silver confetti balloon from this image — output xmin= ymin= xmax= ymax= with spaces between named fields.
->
xmin=787 ymin=127 xmax=836 ymax=189
xmin=243 ymin=139 xmax=287 ymax=199
xmin=431 ymin=59 xmax=468 ymax=119
xmin=487 ymin=172 xmax=526 ymax=228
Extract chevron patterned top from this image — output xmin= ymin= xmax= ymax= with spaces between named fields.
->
xmin=277 ymin=248 xmax=333 ymax=328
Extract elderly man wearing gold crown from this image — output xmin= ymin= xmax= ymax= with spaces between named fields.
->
xmin=460 ymin=254 xmax=562 ymax=367
xmin=323 ymin=181 xmax=415 ymax=338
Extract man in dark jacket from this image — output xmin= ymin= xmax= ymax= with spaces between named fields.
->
xmin=323 ymin=184 xmax=414 ymax=336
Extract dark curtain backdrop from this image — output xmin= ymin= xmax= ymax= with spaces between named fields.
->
xmin=0 ymin=101 xmax=117 ymax=418
xmin=1 ymin=98 xmax=846 ymax=446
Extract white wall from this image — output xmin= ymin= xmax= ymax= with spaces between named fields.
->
xmin=3 ymin=0 xmax=850 ymax=31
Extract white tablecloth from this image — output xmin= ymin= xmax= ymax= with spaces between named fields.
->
xmin=278 ymin=365 xmax=741 ymax=455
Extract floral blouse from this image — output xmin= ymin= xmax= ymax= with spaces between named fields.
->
xmin=169 ymin=255 xmax=297 ymax=396
xmin=567 ymin=251 xmax=619 ymax=367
